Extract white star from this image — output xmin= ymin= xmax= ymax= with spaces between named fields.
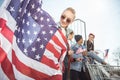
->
xmin=27 ymin=30 xmax=30 ymax=35
xmin=40 ymin=24 xmax=44 ymax=27
xmin=27 ymin=12 xmax=31 ymax=17
xmin=48 ymin=25 xmax=52 ymax=27
xmin=29 ymin=39 xmax=33 ymax=44
xmin=39 ymin=0 xmax=42 ymax=4
xmin=22 ymin=19 xmax=25 ymax=24
xmin=10 ymin=6 xmax=15 ymax=12
xmin=17 ymin=27 xmax=20 ymax=32
xmin=42 ymin=31 xmax=46 ymax=35
xmin=26 ymin=21 xmax=30 ymax=26
xmin=17 ymin=38 xmax=20 ymax=43
xmin=37 ymin=7 xmax=41 ymax=12
xmin=31 ymin=47 xmax=36 ymax=52
xmin=22 ymin=39 xmax=25 ymax=43
xmin=40 ymin=10 xmax=43 ymax=14
xmin=40 ymin=44 xmax=44 ymax=49
xmin=24 ymin=9 xmax=27 ymax=13
xmin=20 ymin=0 xmax=23 ymax=3
xmin=15 ymin=25 xmax=18 ymax=31
xmin=35 ymin=54 xmax=40 ymax=60
xmin=17 ymin=17 xmax=20 ymax=19
xmin=37 ymin=38 xmax=41 ymax=42
xmin=33 ymin=31 xmax=37 ymax=35
xmin=32 ymin=23 xmax=36 ymax=27
xmin=22 ymin=29 xmax=24 ymax=33
xmin=40 ymin=17 xmax=44 ymax=21
xmin=49 ymin=30 xmax=53 ymax=35
xmin=34 ymin=15 xmax=38 ymax=20
xmin=31 ymin=4 xmax=35 ymax=9
xmin=24 ymin=48 xmax=27 ymax=53
xmin=44 ymin=38 xmax=48 ymax=41
xmin=19 ymin=8 xmax=22 ymax=12
xmin=47 ymin=18 xmax=50 ymax=22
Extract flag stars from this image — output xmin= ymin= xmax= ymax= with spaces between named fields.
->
xmin=34 ymin=15 xmax=38 ymax=20
xmin=31 ymin=47 xmax=36 ymax=52
xmin=15 ymin=25 xmax=18 ymax=30
xmin=35 ymin=54 xmax=41 ymax=60
xmin=23 ymin=49 xmax=27 ymax=54
xmin=32 ymin=23 xmax=36 ymax=27
xmin=20 ymin=0 xmax=23 ymax=3
xmin=27 ymin=30 xmax=30 ymax=35
xmin=27 ymin=12 xmax=31 ymax=17
xmin=44 ymin=38 xmax=48 ymax=41
xmin=40 ymin=17 xmax=44 ymax=21
xmin=39 ymin=0 xmax=42 ymax=4
xmin=40 ymin=10 xmax=43 ymax=14
xmin=29 ymin=39 xmax=33 ymax=44
xmin=26 ymin=21 xmax=30 ymax=26
xmin=40 ymin=24 xmax=44 ymax=27
xmin=48 ymin=25 xmax=52 ymax=27
xmin=37 ymin=7 xmax=41 ymax=12
xmin=49 ymin=30 xmax=53 ymax=35
xmin=31 ymin=4 xmax=35 ymax=9
xmin=19 ymin=8 xmax=22 ymax=12
xmin=40 ymin=44 xmax=44 ymax=49
xmin=17 ymin=38 xmax=20 ymax=43
xmin=33 ymin=31 xmax=37 ymax=35
xmin=22 ymin=29 xmax=25 ymax=33
xmin=42 ymin=31 xmax=46 ymax=35
xmin=17 ymin=17 xmax=20 ymax=20
xmin=17 ymin=27 xmax=20 ymax=32
xmin=22 ymin=39 xmax=25 ymax=43
xmin=47 ymin=18 xmax=50 ymax=22
xmin=22 ymin=19 xmax=25 ymax=24
xmin=37 ymin=38 xmax=41 ymax=42
xmin=9 ymin=6 xmax=15 ymax=12
xmin=24 ymin=9 xmax=27 ymax=14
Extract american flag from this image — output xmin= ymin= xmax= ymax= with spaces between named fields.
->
xmin=104 ymin=49 xmax=109 ymax=58
xmin=0 ymin=0 xmax=67 ymax=80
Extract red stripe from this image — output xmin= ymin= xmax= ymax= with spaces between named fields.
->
xmin=51 ymin=34 xmax=67 ymax=52
xmin=41 ymin=55 xmax=59 ymax=70
xmin=0 ymin=47 xmax=6 ymax=63
xmin=0 ymin=18 xmax=14 ymax=43
xmin=12 ymin=50 xmax=62 ymax=80
xmin=46 ymin=42 xmax=60 ymax=59
xmin=58 ymin=29 xmax=68 ymax=46
xmin=0 ymin=47 xmax=16 ymax=80
xmin=51 ymin=34 xmax=67 ymax=60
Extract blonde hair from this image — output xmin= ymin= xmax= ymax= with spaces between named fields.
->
xmin=63 ymin=7 xmax=76 ymax=19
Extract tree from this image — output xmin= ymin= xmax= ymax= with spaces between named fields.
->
xmin=112 ymin=47 xmax=120 ymax=66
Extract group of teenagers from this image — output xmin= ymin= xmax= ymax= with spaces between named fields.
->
xmin=57 ymin=7 xmax=107 ymax=80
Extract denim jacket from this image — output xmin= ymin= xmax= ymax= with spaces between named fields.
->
xmin=70 ymin=43 xmax=86 ymax=72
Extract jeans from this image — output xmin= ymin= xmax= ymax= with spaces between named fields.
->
xmin=87 ymin=52 xmax=104 ymax=64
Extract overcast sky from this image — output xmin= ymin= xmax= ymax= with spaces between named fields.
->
xmin=1 ymin=0 xmax=120 ymax=65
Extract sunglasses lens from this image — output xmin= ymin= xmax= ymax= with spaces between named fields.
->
xmin=61 ymin=15 xmax=71 ymax=23
xmin=66 ymin=19 xmax=71 ymax=23
xmin=61 ymin=15 xmax=65 ymax=19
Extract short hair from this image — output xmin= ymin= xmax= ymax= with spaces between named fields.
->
xmin=75 ymin=35 xmax=82 ymax=42
xmin=89 ymin=33 xmax=95 ymax=38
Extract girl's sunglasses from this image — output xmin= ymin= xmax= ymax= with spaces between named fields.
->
xmin=61 ymin=15 xmax=72 ymax=24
